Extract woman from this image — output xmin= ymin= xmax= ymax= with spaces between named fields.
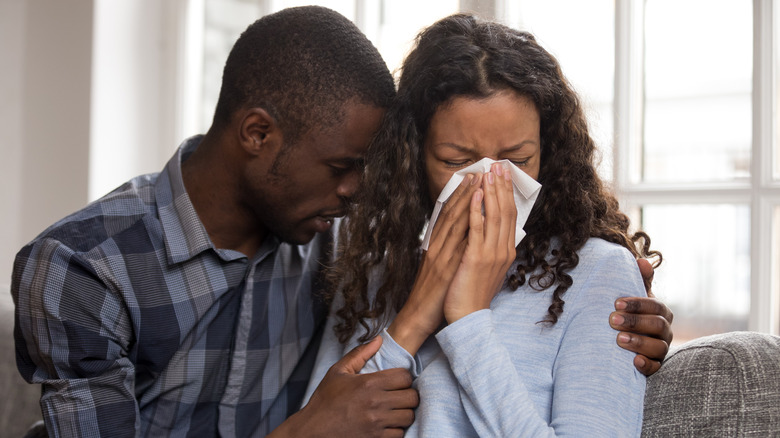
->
xmin=305 ymin=14 xmax=660 ymax=436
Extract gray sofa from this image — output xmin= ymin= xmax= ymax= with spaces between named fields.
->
xmin=2 ymin=284 xmax=779 ymax=437
xmin=0 ymin=286 xmax=42 ymax=437
xmin=643 ymin=331 xmax=780 ymax=437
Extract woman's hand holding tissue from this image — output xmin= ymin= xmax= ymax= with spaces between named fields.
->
xmin=388 ymin=173 xmax=484 ymax=356
xmin=444 ymin=163 xmax=518 ymax=324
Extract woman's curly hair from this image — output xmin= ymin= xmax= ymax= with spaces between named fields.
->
xmin=328 ymin=13 xmax=661 ymax=343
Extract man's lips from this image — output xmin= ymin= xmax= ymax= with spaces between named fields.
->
xmin=317 ymin=209 xmax=347 ymax=220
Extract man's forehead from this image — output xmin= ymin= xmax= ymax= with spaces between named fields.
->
xmin=309 ymin=103 xmax=384 ymax=158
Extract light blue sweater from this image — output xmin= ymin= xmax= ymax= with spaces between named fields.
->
xmin=303 ymin=238 xmax=647 ymax=436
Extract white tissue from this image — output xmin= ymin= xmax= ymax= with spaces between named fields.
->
xmin=421 ymin=158 xmax=541 ymax=250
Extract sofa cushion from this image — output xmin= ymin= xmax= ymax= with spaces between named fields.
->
xmin=642 ymin=331 xmax=780 ymax=437
xmin=1 ymin=285 xmax=43 ymax=437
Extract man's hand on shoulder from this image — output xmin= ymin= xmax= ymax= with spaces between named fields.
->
xmin=270 ymin=337 xmax=419 ymax=438
xmin=611 ymin=258 xmax=674 ymax=376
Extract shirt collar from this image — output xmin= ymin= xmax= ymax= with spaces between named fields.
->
xmin=156 ymin=135 xmax=226 ymax=264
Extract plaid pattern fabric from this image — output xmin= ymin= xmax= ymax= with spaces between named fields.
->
xmin=12 ymin=136 xmax=329 ymax=437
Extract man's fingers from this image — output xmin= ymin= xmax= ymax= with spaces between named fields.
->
xmin=383 ymin=408 xmax=416 ymax=430
xmin=379 ymin=386 xmax=420 ymax=411
xmin=632 ymin=354 xmax=662 ymax=377
xmin=616 ymin=330 xmax=670 ymax=362
xmin=615 ymin=296 xmax=674 ymax=324
xmin=636 ymin=258 xmax=655 ymax=296
xmin=363 ymin=368 xmax=415 ymax=392
xmin=337 ymin=336 xmax=382 ymax=374
xmin=611 ymin=311 xmax=672 ymax=344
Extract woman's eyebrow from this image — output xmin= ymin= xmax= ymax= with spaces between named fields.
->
xmin=502 ymin=141 xmax=539 ymax=152
xmin=434 ymin=142 xmax=475 ymax=153
xmin=434 ymin=140 xmax=538 ymax=153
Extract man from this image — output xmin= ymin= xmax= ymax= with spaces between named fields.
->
xmin=12 ymin=6 xmax=671 ymax=437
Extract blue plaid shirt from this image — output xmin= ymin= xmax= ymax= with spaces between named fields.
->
xmin=12 ymin=136 xmax=329 ymax=437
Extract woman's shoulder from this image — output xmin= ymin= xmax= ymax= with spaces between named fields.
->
xmin=572 ymin=237 xmax=645 ymax=298
xmin=578 ymin=237 xmax=636 ymax=265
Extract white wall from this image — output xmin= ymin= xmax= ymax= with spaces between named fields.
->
xmin=90 ymin=0 xmax=191 ymax=200
xmin=0 ymin=0 xmax=26 ymax=288
xmin=1 ymin=0 xmax=94 ymax=287
xmin=0 ymin=0 xmax=189 ymax=288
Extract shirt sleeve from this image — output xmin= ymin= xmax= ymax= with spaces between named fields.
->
xmin=435 ymin=244 xmax=647 ymax=437
xmin=299 ymin=302 xmax=349 ymax=407
xmin=12 ymin=238 xmax=139 ymax=438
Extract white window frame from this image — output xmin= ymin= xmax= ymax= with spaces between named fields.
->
xmin=180 ymin=0 xmax=780 ymax=335
xmin=614 ymin=0 xmax=780 ymax=335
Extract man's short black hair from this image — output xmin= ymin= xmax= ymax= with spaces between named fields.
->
xmin=213 ymin=6 xmax=395 ymax=142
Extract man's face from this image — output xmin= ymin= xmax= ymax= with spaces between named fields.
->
xmin=246 ymin=101 xmax=385 ymax=245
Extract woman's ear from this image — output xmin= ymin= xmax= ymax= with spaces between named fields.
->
xmin=237 ymin=108 xmax=280 ymax=156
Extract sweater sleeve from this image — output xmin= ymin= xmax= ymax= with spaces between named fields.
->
xmin=435 ymin=243 xmax=647 ymax=436
xmin=299 ymin=305 xmax=419 ymax=408
xmin=360 ymin=329 xmax=423 ymax=377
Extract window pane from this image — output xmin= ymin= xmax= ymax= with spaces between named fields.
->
xmin=643 ymin=0 xmax=752 ymax=183
xmin=376 ymin=0 xmax=459 ymax=73
xmin=202 ymin=0 xmax=265 ymax=131
xmin=641 ymin=204 xmax=750 ymax=344
xmin=507 ymin=0 xmax=615 ymax=179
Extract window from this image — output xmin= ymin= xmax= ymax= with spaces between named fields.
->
xmin=190 ymin=0 xmax=780 ymax=341
xmin=612 ymin=0 xmax=780 ymax=342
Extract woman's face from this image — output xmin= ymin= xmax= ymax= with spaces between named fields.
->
xmin=423 ymin=90 xmax=541 ymax=202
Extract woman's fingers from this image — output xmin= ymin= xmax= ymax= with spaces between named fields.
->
xmin=482 ymin=164 xmax=517 ymax=253
xmin=428 ymin=173 xmax=481 ymax=256
xmin=481 ymin=167 xmax=501 ymax=246
xmin=467 ymin=188 xmax=485 ymax=248
xmin=494 ymin=164 xmax=517 ymax=253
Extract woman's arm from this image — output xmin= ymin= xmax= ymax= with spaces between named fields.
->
xmin=436 ymin=243 xmax=646 ymax=436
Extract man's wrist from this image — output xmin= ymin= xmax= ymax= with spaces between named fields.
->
xmin=267 ymin=410 xmax=304 ymax=438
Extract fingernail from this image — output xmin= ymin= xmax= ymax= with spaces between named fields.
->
xmin=635 ymin=356 xmax=646 ymax=368
xmin=615 ymin=300 xmax=627 ymax=310
xmin=494 ymin=164 xmax=503 ymax=176
xmin=471 ymin=173 xmax=479 ymax=185
xmin=465 ymin=174 xmax=473 ymax=185
xmin=611 ymin=314 xmax=625 ymax=325
xmin=618 ymin=333 xmax=631 ymax=344
xmin=503 ymin=165 xmax=511 ymax=180
xmin=487 ymin=172 xmax=494 ymax=184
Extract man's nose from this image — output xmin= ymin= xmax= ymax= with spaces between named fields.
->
xmin=336 ymin=170 xmax=361 ymax=199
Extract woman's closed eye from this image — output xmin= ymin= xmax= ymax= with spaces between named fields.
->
xmin=443 ymin=159 xmax=472 ymax=168
xmin=509 ymin=158 xmax=530 ymax=167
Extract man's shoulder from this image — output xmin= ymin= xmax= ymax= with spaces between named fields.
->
xmin=29 ymin=172 xmax=163 ymax=255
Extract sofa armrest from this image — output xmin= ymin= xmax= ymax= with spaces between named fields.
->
xmin=642 ymin=331 xmax=780 ymax=437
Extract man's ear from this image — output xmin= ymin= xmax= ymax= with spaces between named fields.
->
xmin=237 ymin=108 xmax=281 ymax=156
